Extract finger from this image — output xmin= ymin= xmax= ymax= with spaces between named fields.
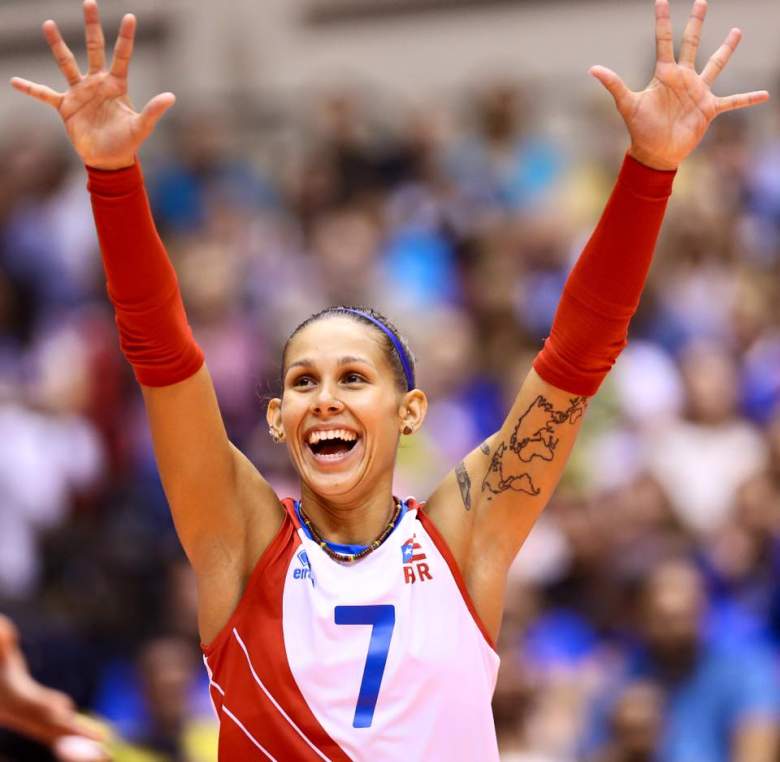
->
xmin=134 ymin=92 xmax=176 ymax=141
xmin=53 ymin=736 xmax=109 ymax=762
xmin=679 ymin=0 xmax=708 ymax=68
xmin=0 ymin=694 xmax=67 ymax=746
xmin=716 ymin=90 xmax=770 ymax=115
xmin=10 ymin=77 xmax=64 ymax=109
xmin=6 ymin=688 xmax=98 ymax=749
xmin=655 ymin=0 xmax=675 ymax=64
xmin=83 ymin=0 xmax=106 ymax=73
xmin=42 ymin=20 xmax=82 ymax=86
xmin=701 ymin=28 xmax=741 ymax=86
xmin=41 ymin=687 xmax=76 ymax=722
xmin=53 ymin=735 xmax=108 ymax=762
xmin=110 ymin=14 xmax=136 ymax=80
xmin=590 ymin=66 xmax=633 ymax=117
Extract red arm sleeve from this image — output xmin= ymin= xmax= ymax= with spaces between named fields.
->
xmin=87 ymin=162 xmax=204 ymax=387
xmin=532 ymin=154 xmax=676 ymax=396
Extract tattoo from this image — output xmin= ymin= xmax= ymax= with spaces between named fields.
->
xmin=479 ymin=442 xmax=490 ymax=456
xmin=481 ymin=395 xmax=587 ymax=501
xmin=455 ymin=461 xmax=472 ymax=511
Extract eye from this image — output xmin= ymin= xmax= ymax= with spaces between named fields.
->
xmin=343 ymin=372 xmax=366 ymax=384
xmin=292 ymin=374 xmax=315 ymax=388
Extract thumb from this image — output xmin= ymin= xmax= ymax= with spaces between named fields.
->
xmin=134 ymin=91 xmax=176 ymax=142
xmin=589 ymin=65 xmax=632 ymax=116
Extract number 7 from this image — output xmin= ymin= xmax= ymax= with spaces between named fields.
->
xmin=334 ymin=605 xmax=395 ymax=729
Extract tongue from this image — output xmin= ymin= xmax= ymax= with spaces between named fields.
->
xmin=318 ymin=440 xmax=350 ymax=455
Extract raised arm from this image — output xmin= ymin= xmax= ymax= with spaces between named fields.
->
xmin=425 ymin=0 xmax=768 ymax=638
xmin=11 ymin=1 xmax=282 ymax=644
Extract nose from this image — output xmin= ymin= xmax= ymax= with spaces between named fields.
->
xmin=311 ymin=384 xmax=344 ymax=416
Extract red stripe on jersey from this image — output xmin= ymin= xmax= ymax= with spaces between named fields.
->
xmin=202 ymin=501 xmax=351 ymax=761
xmin=415 ymin=507 xmax=497 ymax=652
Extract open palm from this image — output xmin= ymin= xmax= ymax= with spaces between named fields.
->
xmin=11 ymin=0 xmax=174 ymax=170
xmin=591 ymin=0 xmax=768 ymax=170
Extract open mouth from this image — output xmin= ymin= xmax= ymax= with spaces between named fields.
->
xmin=305 ymin=429 xmax=360 ymax=462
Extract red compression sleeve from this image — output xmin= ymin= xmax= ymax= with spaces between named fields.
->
xmin=532 ymin=154 xmax=676 ymax=396
xmin=87 ymin=162 xmax=204 ymax=387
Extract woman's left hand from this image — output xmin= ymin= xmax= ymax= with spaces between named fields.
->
xmin=591 ymin=0 xmax=769 ymax=171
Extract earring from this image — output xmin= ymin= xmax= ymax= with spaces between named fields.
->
xmin=402 ymin=425 xmax=413 ymax=436
xmin=268 ymin=427 xmax=283 ymax=443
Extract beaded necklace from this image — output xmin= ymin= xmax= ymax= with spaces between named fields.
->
xmin=299 ymin=498 xmax=403 ymax=564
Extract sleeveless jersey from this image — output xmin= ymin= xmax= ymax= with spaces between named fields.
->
xmin=201 ymin=498 xmax=500 ymax=761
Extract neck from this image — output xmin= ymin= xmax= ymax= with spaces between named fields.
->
xmin=299 ymin=477 xmax=397 ymax=546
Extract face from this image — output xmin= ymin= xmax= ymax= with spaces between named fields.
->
xmin=680 ymin=342 xmax=738 ymax=424
xmin=610 ymin=681 xmax=663 ymax=756
xmin=268 ymin=317 xmax=426 ymax=501
xmin=641 ymin=562 xmax=703 ymax=665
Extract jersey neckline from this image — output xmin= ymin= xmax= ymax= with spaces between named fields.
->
xmin=294 ymin=498 xmax=408 ymax=556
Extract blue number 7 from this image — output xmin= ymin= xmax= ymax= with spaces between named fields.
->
xmin=334 ymin=605 xmax=395 ymax=729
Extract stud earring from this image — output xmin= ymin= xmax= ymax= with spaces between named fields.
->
xmin=269 ymin=427 xmax=283 ymax=443
xmin=402 ymin=425 xmax=413 ymax=436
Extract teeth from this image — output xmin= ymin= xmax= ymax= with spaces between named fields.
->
xmin=307 ymin=429 xmax=358 ymax=444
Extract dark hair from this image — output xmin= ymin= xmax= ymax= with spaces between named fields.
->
xmin=281 ymin=306 xmax=416 ymax=394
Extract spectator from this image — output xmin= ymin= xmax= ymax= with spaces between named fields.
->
xmin=643 ymin=341 xmax=768 ymax=532
xmin=583 ymin=560 xmax=780 ymax=762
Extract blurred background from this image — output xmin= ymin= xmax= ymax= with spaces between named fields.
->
xmin=0 ymin=0 xmax=779 ymax=759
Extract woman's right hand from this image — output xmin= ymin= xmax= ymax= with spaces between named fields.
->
xmin=10 ymin=0 xmax=175 ymax=170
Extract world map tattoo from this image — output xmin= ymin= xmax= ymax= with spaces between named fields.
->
xmin=481 ymin=395 xmax=587 ymax=500
xmin=455 ymin=461 xmax=472 ymax=511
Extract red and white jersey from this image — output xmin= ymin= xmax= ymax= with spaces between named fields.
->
xmin=201 ymin=498 xmax=500 ymax=761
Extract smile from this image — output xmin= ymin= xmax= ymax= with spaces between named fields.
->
xmin=304 ymin=428 xmax=362 ymax=465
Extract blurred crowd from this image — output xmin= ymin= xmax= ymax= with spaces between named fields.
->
xmin=0 ymin=76 xmax=779 ymax=761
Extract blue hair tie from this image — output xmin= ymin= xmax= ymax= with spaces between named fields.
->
xmin=341 ymin=308 xmax=415 ymax=391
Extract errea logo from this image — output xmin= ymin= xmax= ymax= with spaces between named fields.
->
xmin=401 ymin=535 xmax=432 ymax=584
xmin=294 ymin=550 xmax=316 ymax=586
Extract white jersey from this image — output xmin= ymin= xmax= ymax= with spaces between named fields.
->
xmin=202 ymin=498 xmax=500 ymax=761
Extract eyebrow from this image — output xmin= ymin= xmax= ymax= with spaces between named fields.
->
xmin=285 ymin=355 xmax=372 ymax=374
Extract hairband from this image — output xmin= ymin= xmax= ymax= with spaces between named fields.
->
xmin=341 ymin=308 xmax=415 ymax=391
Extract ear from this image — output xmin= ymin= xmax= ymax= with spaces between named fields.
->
xmin=398 ymin=389 xmax=428 ymax=435
xmin=266 ymin=397 xmax=283 ymax=435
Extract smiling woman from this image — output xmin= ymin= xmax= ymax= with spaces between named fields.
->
xmin=9 ymin=0 xmax=770 ymax=759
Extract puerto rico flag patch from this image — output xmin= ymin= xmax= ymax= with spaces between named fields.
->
xmin=401 ymin=535 xmax=432 ymax=584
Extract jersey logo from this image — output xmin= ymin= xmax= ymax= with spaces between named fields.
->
xmin=401 ymin=535 xmax=432 ymax=584
xmin=293 ymin=549 xmax=316 ymax=586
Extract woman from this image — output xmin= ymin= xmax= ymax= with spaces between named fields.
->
xmin=11 ymin=0 xmax=767 ymax=758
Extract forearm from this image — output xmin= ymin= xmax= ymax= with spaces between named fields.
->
xmin=87 ymin=162 xmax=204 ymax=386
xmin=533 ymin=155 xmax=675 ymax=396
